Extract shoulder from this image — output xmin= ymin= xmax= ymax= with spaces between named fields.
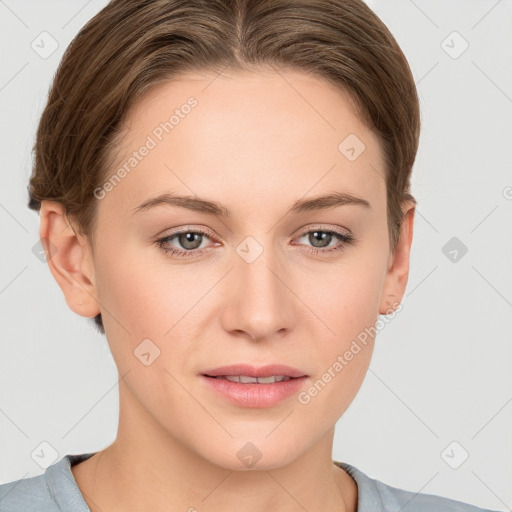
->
xmin=0 ymin=472 xmax=58 ymax=512
xmin=335 ymin=461 xmax=500 ymax=512
xmin=0 ymin=453 xmax=95 ymax=512
xmin=372 ymin=477 xmax=498 ymax=512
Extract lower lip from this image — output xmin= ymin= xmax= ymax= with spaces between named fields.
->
xmin=200 ymin=375 xmax=309 ymax=408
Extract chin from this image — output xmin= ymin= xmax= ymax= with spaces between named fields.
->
xmin=195 ymin=434 xmax=305 ymax=472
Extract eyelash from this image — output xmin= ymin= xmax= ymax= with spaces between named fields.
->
xmin=155 ymin=227 xmax=355 ymax=259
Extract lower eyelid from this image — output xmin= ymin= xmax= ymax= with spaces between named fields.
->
xmin=160 ymin=231 xmax=212 ymax=249
xmin=297 ymin=230 xmax=343 ymax=242
xmin=158 ymin=228 xmax=353 ymax=255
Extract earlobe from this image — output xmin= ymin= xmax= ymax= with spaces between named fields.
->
xmin=39 ymin=200 xmax=101 ymax=319
xmin=378 ymin=204 xmax=415 ymax=316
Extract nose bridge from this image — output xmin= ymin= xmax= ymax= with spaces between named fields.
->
xmin=222 ymin=234 xmax=294 ymax=340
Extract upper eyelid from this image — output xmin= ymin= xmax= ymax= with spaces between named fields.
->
xmin=157 ymin=226 xmax=353 ymax=259
xmin=162 ymin=224 xmax=349 ymax=238
xmin=160 ymin=225 xmax=350 ymax=247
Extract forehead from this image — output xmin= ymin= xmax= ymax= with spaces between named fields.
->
xmin=101 ymin=68 xmax=385 ymax=221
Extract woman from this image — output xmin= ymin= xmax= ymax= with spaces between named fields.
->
xmin=0 ymin=0 xmax=499 ymax=510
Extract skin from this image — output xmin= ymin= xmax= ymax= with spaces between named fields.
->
xmin=40 ymin=67 xmax=415 ymax=512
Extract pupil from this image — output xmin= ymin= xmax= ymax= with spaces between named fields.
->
xmin=180 ymin=232 xmax=201 ymax=249
xmin=311 ymin=231 xmax=330 ymax=248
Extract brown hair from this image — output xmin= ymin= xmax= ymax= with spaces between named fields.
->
xmin=27 ymin=0 xmax=420 ymax=335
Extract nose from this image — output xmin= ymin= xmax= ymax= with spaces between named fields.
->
xmin=220 ymin=243 xmax=296 ymax=342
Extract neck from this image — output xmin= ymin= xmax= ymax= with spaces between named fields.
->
xmin=71 ymin=382 xmax=358 ymax=512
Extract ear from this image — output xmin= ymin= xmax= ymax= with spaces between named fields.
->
xmin=39 ymin=200 xmax=101 ymax=319
xmin=379 ymin=202 xmax=415 ymax=315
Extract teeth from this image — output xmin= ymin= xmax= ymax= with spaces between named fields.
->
xmin=239 ymin=375 xmax=258 ymax=383
xmin=260 ymin=375 xmax=291 ymax=383
xmin=216 ymin=375 xmax=292 ymax=383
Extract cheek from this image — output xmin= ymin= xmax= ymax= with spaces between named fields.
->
xmin=296 ymin=301 xmax=376 ymax=427
xmin=293 ymin=258 xmax=383 ymax=409
xmin=299 ymin=260 xmax=383 ymax=340
xmin=90 ymin=240 xmax=171 ymax=371
xmin=93 ymin=242 xmax=216 ymax=372
xmin=295 ymin=216 xmax=389 ymax=337
xmin=94 ymin=236 xmax=198 ymax=332
xmin=94 ymin=255 xmax=162 ymax=333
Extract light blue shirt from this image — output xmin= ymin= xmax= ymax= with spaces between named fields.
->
xmin=0 ymin=453 xmax=500 ymax=511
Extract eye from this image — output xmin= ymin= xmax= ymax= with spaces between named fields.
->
xmin=156 ymin=228 xmax=215 ymax=259
xmin=293 ymin=227 xmax=356 ymax=255
xmin=155 ymin=226 xmax=356 ymax=259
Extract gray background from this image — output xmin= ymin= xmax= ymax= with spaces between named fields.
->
xmin=1 ymin=0 xmax=511 ymax=510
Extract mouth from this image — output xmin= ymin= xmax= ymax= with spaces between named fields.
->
xmin=201 ymin=363 xmax=308 ymax=381
xmin=200 ymin=364 xmax=309 ymax=408
xmin=203 ymin=374 xmax=296 ymax=384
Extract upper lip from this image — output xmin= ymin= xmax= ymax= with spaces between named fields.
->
xmin=202 ymin=364 xmax=307 ymax=378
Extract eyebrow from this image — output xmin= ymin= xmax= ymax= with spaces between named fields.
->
xmin=130 ymin=191 xmax=371 ymax=217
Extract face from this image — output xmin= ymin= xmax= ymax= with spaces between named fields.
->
xmin=46 ymin=68 xmax=413 ymax=470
